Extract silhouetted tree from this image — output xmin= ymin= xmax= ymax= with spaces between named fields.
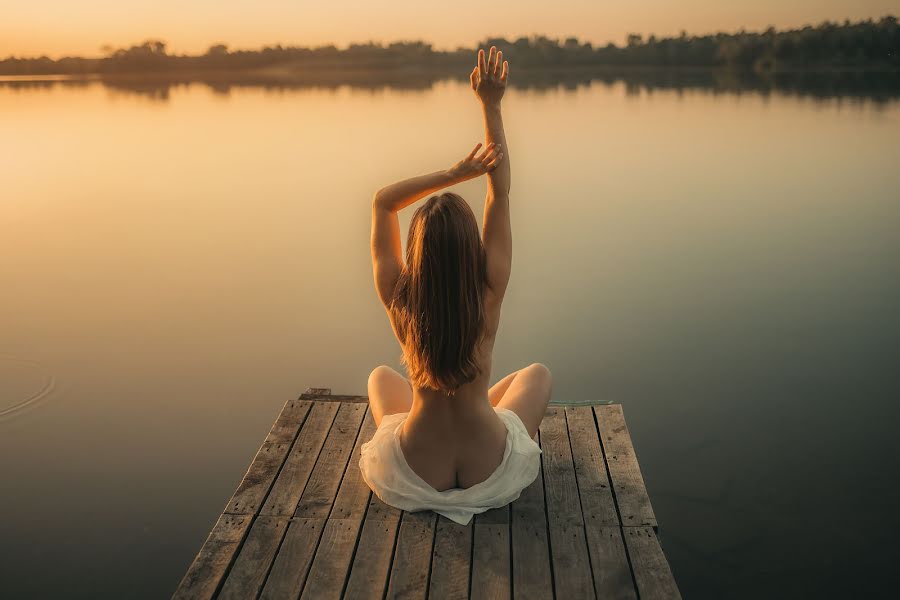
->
xmin=1 ymin=16 xmax=897 ymax=75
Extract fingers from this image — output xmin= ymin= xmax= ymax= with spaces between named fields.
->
xmin=486 ymin=150 xmax=505 ymax=171
xmin=476 ymin=141 xmax=499 ymax=162
xmin=465 ymin=142 xmax=482 ymax=161
xmin=476 ymin=46 xmax=506 ymax=84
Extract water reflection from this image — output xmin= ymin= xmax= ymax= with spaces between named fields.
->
xmin=1 ymin=69 xmax=898 ymax=599
xmin=2 ymin=67 xmax=899 ymax=104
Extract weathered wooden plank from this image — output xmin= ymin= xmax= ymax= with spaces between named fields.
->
xmin=595 ymin=405 xmax=657 ymax=528
xmin=565 ymin=406 xmax=619 ymax=526
xmin=261 ymin=401 xmax=340 ymax=516
xmin=540 ymin=406 xmax=596 ymax=599
xmin=258 ymin=517 xmax=325 ymax=600
xmin=510 ymin=432 xmax=553 ymax=600
xmin=477 ymin=503 xmax=510 ymax=525
xmin=330 ymin=408 xmax=377 ymax=520
xmin=385 ymin=510 xmax=437 ymax=600
xmin=301 ymin=410 xmax=378 ymax=600
xmin=260 ymin=403 xmax=367 ymax=598
xmin=295 ymin=402 xmax=367 ymax=519
xmin=218 ymin=515 xmax=290 ymax=600
xmin=299 ymin=518 xmax=361 ymax=600
xmin=623 ymin=527 xmax=681 ymax=600
xmin=266 ymin=398 xmax=315 ymax=443
xmin=224 ymin=400 xmax=313 ymax=515
xmin=472 ymin=505 xmax=510 ymax=600
xmin=566 ymin=406 xmax=636 ymax=599
xmin=175 ymin=394 xmax=677 ymax=600
xmin=302 ymin=387 xmax=332 ymax=397
xmin=301 ymin=387 xmax=368 ymax=403
xmin=343 ymin=495 xmax=403 ymax=600
xmin=224 ymin=440 xmax=294 ymax=516
xmin=172 ymin=513 xmax=252 ymax=600
xmin=428 ymin=515 xmax=473 ymax=599
xmin=585 ymin=527 xmax=637 ymax=599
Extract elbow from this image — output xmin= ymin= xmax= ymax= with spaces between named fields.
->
xmin=372 ymin=188 xmax=393 ymax=211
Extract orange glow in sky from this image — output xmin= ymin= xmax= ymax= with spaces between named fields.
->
xmin=2 ymin=0 xmax=896 ymax=58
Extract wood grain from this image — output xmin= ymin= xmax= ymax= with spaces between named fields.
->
xmin=172 ymin=513 xmax=252 ymax=600
xmin=174 ymin=398 xmax=680 ymax=600
xmin=218 ymin=515 xmax=289 ymax=600
xmin=261 ymin=401 xmax=339 ymax=516
xmin=566 ymin=406 xmax=636 ymax=599
xmin=539 ymin=407 xmax=596 ymax=599
xmin=385 ymin=510 xmax=437 ymax=599
xmin=510 ymin=431 xmax=553 ymax=600
xmin=595 ymin=405 xmax=657 ymax=528
xmin=472 ymin=505 xmax=510 ymax=600
xmin=623 ymin=527 xmax=682 ymax=600
xmin=429 ymin=515 xmax=473 ymax=599
xmin=300 ymin=409 xmax=377 ymax=600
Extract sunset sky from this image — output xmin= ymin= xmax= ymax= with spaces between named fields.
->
xmin=1 ymin=0 xmax=895 ymax=58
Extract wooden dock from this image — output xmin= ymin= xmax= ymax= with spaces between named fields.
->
xmin=173 ymin=388 xmax=680 ymax=599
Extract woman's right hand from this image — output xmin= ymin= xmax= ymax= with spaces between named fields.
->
xmin=470 ymin=46 xmax=508 ymax=106
xmin=448 ymin=142 xmax=504 ymax=182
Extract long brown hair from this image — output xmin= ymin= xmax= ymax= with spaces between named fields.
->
xmin=389 ymin=192 xmax=488 ymax=394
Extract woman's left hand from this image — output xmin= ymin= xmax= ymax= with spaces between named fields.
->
xmin=448 ymin=142 xmax=504 ymax=182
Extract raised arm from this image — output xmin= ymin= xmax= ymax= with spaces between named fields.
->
xmin=471 ymin=46 xmax=512 ymax=303
xmin=370 ymin=142 xmax=503 ymax=308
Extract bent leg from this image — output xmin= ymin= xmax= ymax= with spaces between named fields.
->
xmin=488 ymin=370 xmax=519 ymax=407
xmin=367 ymin=365 xmax=413 ymax=428
xmin=494 ymin=363 xmax=553 ymax=439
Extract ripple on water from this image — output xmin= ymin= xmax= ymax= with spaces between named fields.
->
xmin=0 ymin=354 xmax=56 ymax=420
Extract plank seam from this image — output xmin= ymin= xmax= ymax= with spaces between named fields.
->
xmin=423 ymin=513 xmax=438 ymax=600
xmin=336 ymin=405 xmax=375 ymax=600
xmin=537 ymin=429 xmax=558 ymax=600
xmin=340 ymin=489 xmax=374 ymax=598
xmin=592 ymin=407 xmax=641 ymax=595
xmin=254 ymin=405 xmax=343 ymax=597
xmin=207 ymin=400 xmax=317 ymax=598
xmin=564 ymin=408 xmax=599 ymax=599
xmin=249 ymin=517 xmax=292 ymax=600
xmin=224 ymin=399 xmax=314 ymax=516
xmin=381 ymin=508 xmax=404 ymax=600
xmin=296 ymin=404 xmax=368 ymax=598
xmin=593 ymin=407 xmax=627 ymax=528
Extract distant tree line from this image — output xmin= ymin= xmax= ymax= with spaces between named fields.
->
xmin=1 ymin=16 xmax=897 ymax=76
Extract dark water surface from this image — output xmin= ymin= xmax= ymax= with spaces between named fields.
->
xmin=2 ymin=71 xmax=899 ymax=598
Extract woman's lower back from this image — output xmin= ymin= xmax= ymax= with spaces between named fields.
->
xmin=400 ymin=384 xmax=509 ymax=491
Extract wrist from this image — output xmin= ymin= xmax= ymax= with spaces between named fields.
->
xmin=444 ymin=167 xmax=467 ymax=184
xmin=480 ymin=101 xmax=502 ymax=113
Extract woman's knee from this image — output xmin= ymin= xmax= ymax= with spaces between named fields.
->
xmin=525 ymin=362 xmax=552 ymax=386
xmin=368 ymin=365 xmax=409 ymax=394
xmin=368 ymin=365 xmax=396 ymax=389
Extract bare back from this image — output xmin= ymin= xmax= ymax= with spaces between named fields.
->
xmin=395 ymin=289 xmax=506 ymax=491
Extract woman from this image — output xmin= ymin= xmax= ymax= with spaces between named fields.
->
xmin=360 ymin=47 xmax=552 ymax=526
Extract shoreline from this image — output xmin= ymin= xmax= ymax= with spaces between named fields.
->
xmin=2 ymin=63 xmax=900 ymax=82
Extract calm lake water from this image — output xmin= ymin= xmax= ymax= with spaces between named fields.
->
xmin=2 ymin=72 xmax=899 ymax=598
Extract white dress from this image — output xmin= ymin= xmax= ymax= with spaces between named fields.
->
xmin=359 ymin=406 xmax=542 ymax=526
